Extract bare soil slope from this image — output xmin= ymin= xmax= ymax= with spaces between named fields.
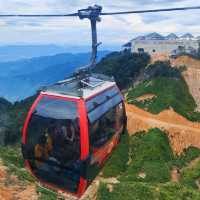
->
xmin=0 ymin=159 xmax=38 ymax=200
xmin=126 ymin=103 xmax=200 ymax=155
xmin=150 ymin=53 xmax=169 ymax=63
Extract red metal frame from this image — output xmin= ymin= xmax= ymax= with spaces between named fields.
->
xmin=77 ymin=98 xmax=89 ymax=196
xmin=22 ymin=93 xmax=89 ymax=197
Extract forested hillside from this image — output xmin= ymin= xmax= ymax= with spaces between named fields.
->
xmin=94 ymin=51 xmax=150 ymax=89
xmin=0 ymin=95 xmax=36 ymax=145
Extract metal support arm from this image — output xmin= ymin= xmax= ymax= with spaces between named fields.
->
xmin=78 ymin=5 xmax=102 ymax=69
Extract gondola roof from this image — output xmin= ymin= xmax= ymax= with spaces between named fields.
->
xmin=42 ymin=73 xmax=116 ymax=99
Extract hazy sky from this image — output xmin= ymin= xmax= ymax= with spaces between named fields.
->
xmin=0 ymin=0 xmax=200 ymax=46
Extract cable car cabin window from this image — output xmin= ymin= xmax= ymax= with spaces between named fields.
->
xmin=86 ymin=101 xmax=125 ymax=181
xmin=89 ymin=102 xmax=124 ymax=148
xmin=86 ymin=87 xmax=123 ymax=123
xmin=26 ymin=96 xmax=80 ymax=193
xmin=86 ymin=86 xmax=124 ymax=147
xmin=86 ymin=86 xmax=120 ymax=113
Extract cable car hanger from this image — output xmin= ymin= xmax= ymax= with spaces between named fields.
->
xmin=1 ymin=5 xmax=200 ymax=72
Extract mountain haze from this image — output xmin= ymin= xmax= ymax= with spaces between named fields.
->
xmin=0 ymin=51 xmax=109 ymax=101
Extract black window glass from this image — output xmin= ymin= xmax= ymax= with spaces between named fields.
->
xmin=86 ymin=102 xmax=125 ymax=181
xmin=26 ymin=96 xmax=81 ymax=193
xmin=86 ymin=86 xmax=119 ymax=112
xmin=89 ymin=103 xmax=124 ymax=148
xmin=88 ymin=94 xmax=123 ymax=123
xmin=138 ymin=48 xmax=145 ymax=53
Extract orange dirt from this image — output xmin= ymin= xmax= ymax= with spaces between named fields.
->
xmin=150 ymin=53 xmax=170 ymax=63
xmin=171 ymin=167 xmax=180 ymax=183
xmin=172 ymin=56 xmax=200 ymax=69
xmin=135 ymin=94 xmax=156 ymax=102
xmin=182 ymin=68 xmax=200 ymax=111
xmin=0 ymin=160 xmax=38 ymax=200
xmin=126 ymin=103 xmax=200 ymax=155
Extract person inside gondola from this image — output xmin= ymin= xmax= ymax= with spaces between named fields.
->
xmin=34 ymin=135 xmax=49 ymax=168
xmin=35 ymin=130 xmax=62 ymax=174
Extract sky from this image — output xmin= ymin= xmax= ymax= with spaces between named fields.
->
xmin=0 ymin=0 xmax=200 ymax=46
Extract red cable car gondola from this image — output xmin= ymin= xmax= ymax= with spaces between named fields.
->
xmin=20 ymin=5 xmax=128 ymax=197
xmin=22 ymin=74 xmax=126 ymax=197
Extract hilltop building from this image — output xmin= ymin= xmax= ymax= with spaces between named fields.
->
xmin=123 ymin=33 xmax=199 ymax=57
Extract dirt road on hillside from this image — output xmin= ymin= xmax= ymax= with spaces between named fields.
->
xmin=126 ymin=103 xmax=200 ymax=155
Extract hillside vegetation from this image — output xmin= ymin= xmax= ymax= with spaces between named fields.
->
xmin=97 ymin=129 xmax=200 ymax=200
xmin=94 ymin=51 xmax=150 ymax=89
xmin=126 ymin=61 xmax=200 ymax=122
xmin=127 ymin=77 xmax=200 ymax=122
xmin=0 ymin=95 xmax=36 ymax=145
xmin=96 ymin=53 xmax=200 ymax=121
xmin=2 ymin=129 xmax=200 ymax=200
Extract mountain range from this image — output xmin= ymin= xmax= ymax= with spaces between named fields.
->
xmin=0 ymin=44 xmax=120 ymax=62
xmin=0 ymin=51 xmax=109 ymax=102
xmin=123 ymin=32 xmax=200 ymax=47
xmin=132 ymin=32 xmax=199 ymax=41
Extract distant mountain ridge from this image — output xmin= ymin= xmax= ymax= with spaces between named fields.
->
xmin=0 ymin=44 xmax=68 ymax=62
xmin=123 ymin=32 xmax=199 ymax=47
xmin=0 ymin=44 xmax=119 ymax=62
xmin=131 ymin=32 xmax=198 ymax=41
xmin=165 ymin=33 xmax=178 ymax=40
xmin=0 ymin=51 xmax=109 ymax=102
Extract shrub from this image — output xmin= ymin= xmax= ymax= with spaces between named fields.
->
xmin=0 ymin=146 xmax=35 ymax=182
xmin=97 ymin=182 xmax=200 ymax=200
xmin=102 ymin=132 xmax=129 ymax=177
xmin=174 ymin=147 xmax=200 ymax=168
xmin=180 ymin=160 xmax=200 ymax=189
xmin=94 ymin=51 xmax=150 ymax=89
xmin=121 ymin=129 xmax=174 ymax=183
